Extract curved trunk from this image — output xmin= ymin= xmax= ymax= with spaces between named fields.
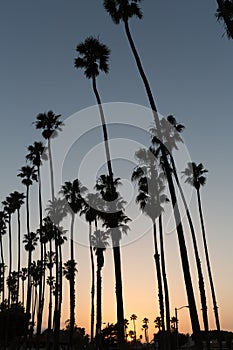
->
xmin=197 ymin=188 xmax=220 ymax=331
xmin=124 ymin=19 xmax=201 ymax=342
xmin=171 ymin=156 xmax=209 ymax=331
xmin=152 ymin=220 xmax=165 ymax=331
xmin=92 ymin=75 xmax=125 ymax=347
xmin=89 ymin=223 xmax=95 ymax=343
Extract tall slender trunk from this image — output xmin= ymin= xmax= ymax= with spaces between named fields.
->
xmin=123 ymin=19 xmax=201 ymax=342
xmin=197 ymin=189 xmax=220 ymax=331
xmin=26 ymin=185 xmax=32 ymax=319
xmin=171 ymin=156 xmax=209 ymax=331
xmin=53 ymin=237 xmax=60 ymax=349
xmin=7 ymin=215 xmax=12 ymax=307
xmin=69 ymin=213 xmax=75 ymax=348
xmin=0 ymin=233 xmax=5 ymax=303
xmin=47 ymin=240 xmax=53 ymax=332
xmin=95 ymin=251 xmax=102 ymax=347
xmin=152 ymin=220 xmax=165 ymax=331
xmin=16 ymin=208 xmax=21 ymax=306
xmin=92 ymin=75 xmax=125 ymax=348
xmin=89 ymin=223 xmax=95 ymax=343
xmin=37 ymin=166 xmax=44 ymax=336
xmin=48 ymin=138 xmax=55 ymax=202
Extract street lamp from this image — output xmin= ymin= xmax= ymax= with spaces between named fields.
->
xmin=174 ymin=305 xmax=189 ymax=350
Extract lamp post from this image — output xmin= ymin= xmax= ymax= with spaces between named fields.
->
xmin=175 ymin=305 xmax=189 ymax=350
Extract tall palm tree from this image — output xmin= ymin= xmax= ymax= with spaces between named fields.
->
xmin=132 ymin=147 xmax=168 ymax=332
xmin=34 ymin=111 xmax=63 ymax=201
xmin=152 ymin=116 xmax=209 ymax=332
xmin=80 ymin=192 xmax=101 ymax=343
xmin=216 ymin=0 xmax=233 ymax=38
xmin=182 ymin=162 xmax=220 ymax=331
xmin=75 ymin=36 xmax=127 ymax=347
xmin=23 ymin=231 xmax=39 ymax=319
xmin=0 ymin=211 xmax=7 ymax=303
xmin=103 ymin=1 xmax=201 ymax=341
xmin=20 ymin=267 xmax=28 ymax=307
xmin=142 ymin=318 xmax=149 ymax=343
xmin=2 ymin=195 xmax=16 ymax=307
xmin=130 ymin=314 xmax=137 ymax=342
xmin=26 ymin=141 xmax=47 ymax=334
xmin=91 ymin=229 xmax=109 ymax=341
xmin=8 ymin=191 xmax=25 ymax=306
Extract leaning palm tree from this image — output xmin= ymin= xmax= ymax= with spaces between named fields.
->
xmin=103 ymin=0 xmax=201 ymax=341
xmin=8 ymin=191 xmax=25 ymax=305
xmin=152 ymin=116 xmax=209 ymax=332
xmin=91 ymin=229 xmax=109 ymax=343
xmin=132 ymin=147 xmax=167 ymax=332
xmin=26 ymin=141 xmax=47 ymax=334
xmin=34 ymin=111 xmax=63 ymax=201
xmin=182 ymin=162 xmax=220 ymax=331
xmin=23 ymin=231 xmax=39 ymax=319
xmin=75 ymin=37 xmax=127 ymax=347
xmin=216 ymin=0 xmax=233 ymax=38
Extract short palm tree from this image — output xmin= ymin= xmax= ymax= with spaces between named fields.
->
xmin=182 ymin=162 xmax=220 ymax=331
xmin=26 ymin=141 xmax=47 ymax=334
xmin=60 ymin=179 xmax=87 ymax=347
xmin=91 ymin=229 xmax=109 ymax=340
xmin=130 ymin=314 xmax=137 ymax=341
xmin=34 ymin=111 xmax=63 ymax=201
xmin=23 ymin=231 xmax=39 ymax=319
xmin=132 ymin=147 xmax=168 ymax=332
xmin=8 ymin=191 xmax=25 ymax=305
xmin=104 ymin=0 xmax=201 ymax=339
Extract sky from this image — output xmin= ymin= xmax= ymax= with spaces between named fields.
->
xmin=0 ymin=0 xmax=233 ymax=341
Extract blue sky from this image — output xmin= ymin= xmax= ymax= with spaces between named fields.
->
xmin=0 ymin=0 xmax=232 ymax=337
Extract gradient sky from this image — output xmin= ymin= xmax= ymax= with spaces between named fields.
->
xmin=0 ymin=0 xmax=232 ymax=340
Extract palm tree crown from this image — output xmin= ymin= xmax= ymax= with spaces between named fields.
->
xmin=75 ymin=36 xmax=110 ymax=79
xmin=34 ymin=110 xmax=63 ymax=140
xmin=26 ymin=141 xmax=47 ymax=168
xmin=182 ymin=162 xmax=208 ymax=191
xmin=17 ymin=165 xmax=37 ymax=187
xmin=103 ymin=0 xmax=143 ymax=24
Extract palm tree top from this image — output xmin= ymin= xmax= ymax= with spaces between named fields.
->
xmin=60 ymin=179 xmax=87 ymax=215
xmin=26 ymin=141 xmax=47 ymax=167
xmin=17 ymin=165 xmax=38 ymax=187
xmin=103 ymin=0 xmax=143 ymax=24
xmin=182 ymin=162 xmax=208 ymax=191
xmin=34 ymin=110 xmax=63 ymax=140
xmin=74 ymin=36 xmax=110 ymax=79
xmin=130 ymin=314 xmax=137 ymax=320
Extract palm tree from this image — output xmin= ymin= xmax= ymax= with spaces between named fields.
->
xmin=91 ymin=229 xmax=109 ymax=341
xmin=6 ymin=271 xmax=18 ymax=304
xmin=142 ymin=318 xmax=149 ymax=343
xmin=20 ymin=267 xmax=28 ymax=307
xmin=34 ymin=111 xmax=63 ymax=201
xmin=23 ymin=231 xmax=39 ymax=319
xmin=75 ymin=37 xmax=127 ymax=347
xmin=216 ymin=0 xmax=233 ymax=38
xmin=60 ymin=179 xmax=87 ymax=347
xmin=103 ymin=0 xmax=201 ymax=340
xmin=154 ymin=316 xmax=162 ymax=332
xmin=130 ymin=314 xmax=137 ymax=342
xmin=0 ymin=211 xmax=7 ymax=303
xmin=132 ymin=147 xmax=168 ymax=332
xmin=8 ymin=191 xmax=25 ymax=305
xmin=182 ymin=162 xmax=220 ymax=331
xmin=2 ymin=195 xmax=17 ymax=307
xmin=26 ymin=141 xmax=47 ymax=334
xmin=152 ymin=116 xmax=209 ymax=332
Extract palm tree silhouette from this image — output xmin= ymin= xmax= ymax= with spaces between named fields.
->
xmin=23 ymin=231 xmax=39 ymax=319
xmin=26 ymin=141 xmax=47 ymax=335
xmin=8 ymin=191 xmax=25 ymax=306
xmin=75 ymin=36 xmax=128 ymax=347
xmin=20 ymin=267 xmax=28 ymax=307
xmin=130 ymin=314 xmax=137 ymax=342
xmin=152 ymin=116 xmax=209 ymax=332
xmin=34 ymin=111 xmax=63 ymax=201
xmin=103 ymin=1 xmax=201 ymax=340
xmin=2 ymin=195 xmax=17 ymax=307
xmin=60 ymin=179 xmax=87 ymax=347
xmin=216 ymin=0 xmax=233 ymax=38
xmin=0 ymin=211 xmax=7 ymax=303
xmin=182 ymin=162 xmax=220 ymax=331
xmin=142 ymin=317 xmax=149 ymax=343
xmin=132 ymin=147 xmax=168 ymax=332
xmin=91 ymin=229 xmax=109 ymax=341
